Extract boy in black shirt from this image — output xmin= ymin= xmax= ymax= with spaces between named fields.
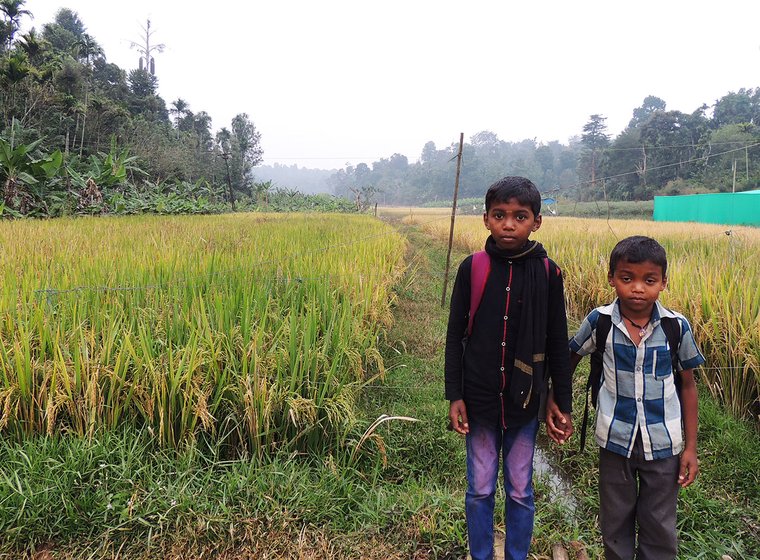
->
xmin=444 ymin=176 xmax=572 ymax=560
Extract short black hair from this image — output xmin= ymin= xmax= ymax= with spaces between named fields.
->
xmin=484 ymin=176 xmax=541 ymax=216
xmin=609 ymin=236 xmax=668 ymax=277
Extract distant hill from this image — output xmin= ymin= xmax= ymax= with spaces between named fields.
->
xmin=253 ymin=164 xmax=336 ymax=194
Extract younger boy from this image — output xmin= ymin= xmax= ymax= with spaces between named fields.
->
xmin=445 ymin=176 xmax=572 ymax=560
xmin=547 ymin=235 xmax=704 ymax=560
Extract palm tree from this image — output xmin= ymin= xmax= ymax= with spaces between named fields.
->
xmin=17 ymin=28 xmax=41 ymax=60
xmin=0 ymin=0 xmax=32 ymax=52
xmin=192 ymin=111 xmax=213 ymax=151
xmin=215 ymin=127 xmax=231 ymax=153
xmin=70 ymin=33 xmax=104 ymax=156
xmin=169 ymin=98 xmax=189 ymax=138
xmin=0 ymin=52 xmax=29 ymax=126
xmin=72 ymin=32 xmax=102 ymax=67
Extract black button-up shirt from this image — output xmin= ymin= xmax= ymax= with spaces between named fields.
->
xmin=444 ymin=253 xmax=572 ymax=427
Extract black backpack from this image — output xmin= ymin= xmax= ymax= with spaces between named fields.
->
xmin=577 ymin=313 xmax=682 ymax=451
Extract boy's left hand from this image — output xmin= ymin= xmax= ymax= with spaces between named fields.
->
xmin=678 ymin=449 xmax=699 ymax=488
xmin=545 ymin=391 xmax=573 ymax=444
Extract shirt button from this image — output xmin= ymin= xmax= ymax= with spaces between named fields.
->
xmin=636 ymin=366 xmax=642 ymax=372
xmin=637 ymin=398 xmax=642 ymax=402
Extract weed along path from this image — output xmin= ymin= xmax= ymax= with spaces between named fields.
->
xmin=378 ymin=221 xmax=589 ymax=559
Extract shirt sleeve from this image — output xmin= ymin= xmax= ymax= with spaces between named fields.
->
xmin=675 ymin=316 xmax=706 ymax=371
xmin=444 ymin=257 xmax=471 ymax=401
xmin=569 ymin=309 xmax=600 ymax=357
xmin=546 ymin=262 xmax=572 ymax=413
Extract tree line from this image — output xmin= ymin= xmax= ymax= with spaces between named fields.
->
xmin=4 ymin=2 xmax=760 ymax=215
xmin=329 ymin=94 xmax=760 ymax=205
xmin=0 ymin=3 xmax=357 ymax=217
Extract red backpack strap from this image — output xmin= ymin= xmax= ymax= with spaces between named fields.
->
xmin=467 ymin=251 xmax=490 ymax=337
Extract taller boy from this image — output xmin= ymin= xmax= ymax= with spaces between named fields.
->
xmin=444 ymin=177 xmax=572 ymax=560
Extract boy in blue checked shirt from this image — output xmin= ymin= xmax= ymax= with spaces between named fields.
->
xmin=546 ymin=235 xmax=704 ymax=560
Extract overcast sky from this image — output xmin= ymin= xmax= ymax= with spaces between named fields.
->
xmin=23 ymin=1 xmax=760 ymax=169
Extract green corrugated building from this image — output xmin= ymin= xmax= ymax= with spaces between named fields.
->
xmin=653 ymin=190 xmax=760 ymax=226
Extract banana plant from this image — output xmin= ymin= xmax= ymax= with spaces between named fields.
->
xmin=0 ymin=135 xmax=63 ymax=215
xmin=66 ymin=139 xmax=145 ymax=192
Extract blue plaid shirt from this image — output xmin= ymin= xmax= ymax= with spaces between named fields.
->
xmin=570 ymin=300 xmax=705 ymax=460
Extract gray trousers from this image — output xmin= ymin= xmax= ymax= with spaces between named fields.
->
xmin=599 ymin=435 xmax=680 ymax=560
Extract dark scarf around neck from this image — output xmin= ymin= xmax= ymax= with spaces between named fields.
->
xmin=485 ymin=236 xmax=550 ymax=409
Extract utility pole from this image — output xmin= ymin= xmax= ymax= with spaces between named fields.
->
xmin=441 ymin=132 xmax=464 ymax=308
xmin=746 ymin=147 xmax=749 ymax=182
xmin=129 ymin=19 xmax=165 ymax=76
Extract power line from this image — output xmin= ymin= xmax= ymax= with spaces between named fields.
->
xmin=598 ymin=141 xmax=759 ymax=153
xmin=544 ymin=141 xmax=760 ymax=197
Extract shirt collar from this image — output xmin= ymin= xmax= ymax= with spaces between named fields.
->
xmin=607 ymin=298 xmax=667 ymax=327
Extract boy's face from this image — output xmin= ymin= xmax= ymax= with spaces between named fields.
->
xmin=608 ymin=258 xmax=667 ymax=316
xmin=483 ymin=198 xmax=541 ymax=251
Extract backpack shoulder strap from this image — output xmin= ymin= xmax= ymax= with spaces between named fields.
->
xmin=589 ymin=313 xmax=612 ymax=402
xmin=467 ymin=251 xmax=490 ymax=337
xmin=660 ymin=315 xmax=681 ymax=359
xmin=660 ymin=315 xmax=682 ymax=395
xmin=578 ymin=311 xmax=612 ymax=452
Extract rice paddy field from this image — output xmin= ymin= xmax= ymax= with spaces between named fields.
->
xmin=409 ymin=213 xmax=760 ymax=422
xmin=0 ymin=214 xmax=407 ymax=453
xmin=1 ymin=210 xmax=758 ymax=447
xmin=0 ymin=211 xmax=758 ymax=558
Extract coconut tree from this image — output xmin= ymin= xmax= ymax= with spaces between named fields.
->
xmin=169 ymin=98 xmax=188 ymax=138
xmin=17 ymin=28 xmax=42 ymax=61
xmin=192 ymin=111 xmax=212 ymax=151
xmin=0 ymin=0 xmax=32 ymax=52
xmin=70 ymin=33 xmax=103 ymax=155
xmin=72 ymin=32 xmax=102 ymax=67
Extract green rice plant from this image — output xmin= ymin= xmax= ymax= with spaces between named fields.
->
xmin=0 ymin=214 xmax=407 ymax=454
xmin=413 ymin=215 xmax=760 ymax=423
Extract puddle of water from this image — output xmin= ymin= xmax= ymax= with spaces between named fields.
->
xmin=533 ymin=446 xmax=579 ymax=518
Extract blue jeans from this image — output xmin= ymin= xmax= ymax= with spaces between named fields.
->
xmin=465 ymin=418 xmax=538 ymax=560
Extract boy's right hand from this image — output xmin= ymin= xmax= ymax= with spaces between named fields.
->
xmin=448 ymin=400 xmax=469 ymax=435
xmin=545 ymin=390 xmax=573 ymax=444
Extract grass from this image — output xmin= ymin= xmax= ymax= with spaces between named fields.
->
xmin=0 ymin=218 xmax=464 ymax=559
xmin=0 ymin=428 xmax=458 ymax=559
xmin=541 ymin=359 xmax=760 ymax=558
xmin=385 ymin=199 xmax=655 ymax=220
